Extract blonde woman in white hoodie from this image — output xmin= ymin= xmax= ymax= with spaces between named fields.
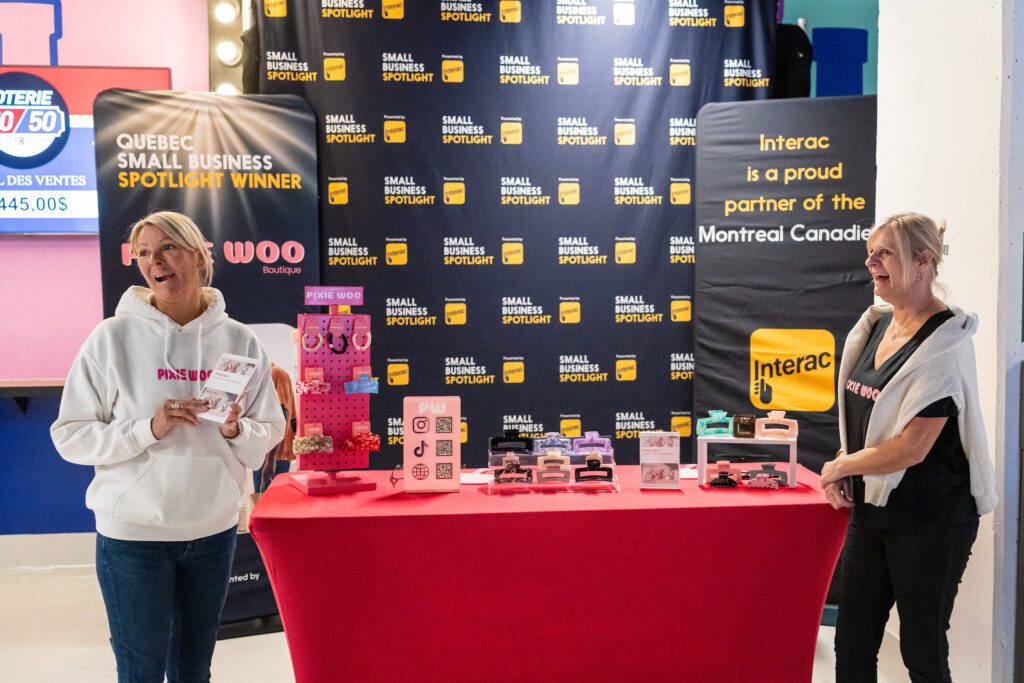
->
xmin=819 ymin=213 xmax=996 ymax=683
xmin=51 ymin=211 xmax=285 ymax=683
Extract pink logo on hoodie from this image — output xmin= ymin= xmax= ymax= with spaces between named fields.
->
xmin=157 ymin=368 xmax=213 ymax=382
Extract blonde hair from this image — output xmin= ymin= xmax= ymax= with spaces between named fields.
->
xmin=869 ymin=212 xmax=947 ymax=298
xmin=128 ymin=211 xmax=214 ymax=287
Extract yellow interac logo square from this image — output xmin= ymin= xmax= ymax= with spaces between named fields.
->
xmin=502 ymin=242 xmax=524 ymax=264
xmin=749 ymin=328 xmax=836 ymax=411
xmin=501 ymin=121 xmax=523 ymax=145
xmin=442 ymin=59 xmax=464 ymax=83
xmin=385 ymin=243 xmax=408 ymax=265
xmin=557 ymin=62 xmax=579 ymax=85
xmin=264 ymin=0 xmax=286 ymax=17
xmin=724 ymin=4 xmax=745 ymax=27
xmin=615 ymin=359 xmax=637 ymax=381
xmin=669 ymin=63 xmax=691 ymax=86
xmin=500 ymin=0 xmax=521 ymax=23
xmin=614 ymin=122 xmax=635 ymax=146
xmin=671 ymin=416 xmax=692 ymax=437
xmin=558 ymin=182 xmax=580 ymax=205
xmin=560 ymin=419 xmax=582 ymax=437
xmin=383 ymin=120 xmax=406 ymax=143
xmin=444 ymin=303 xmax=467 ymax=325
xmin=328 ymin=181 xmax=348 ymax=205
xmin=503 ymin=361 xmax=525 ymax=384
xmin=670 ymin=182 xmax=691 ymax=205
xmin=460 ymin=420 xmax=468 ymax=444
xmin=382 ymin=0 xmax=404 ymax=20
xmin=324 ymin=57 xmax=346 ymax=81
xmin=443 ymin=182 xmax=466 ymax=205
xmin=559 ymin=301 xmax=580 ymax=324
xmin=387 ymin=363 xmax=409 ymax=386
xmin=615 ymin=241 xmax=636 ymax=264
xmin=670 ymin=300 xmax=692 ymax=322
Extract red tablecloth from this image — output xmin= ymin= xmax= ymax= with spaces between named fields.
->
xmin=250 ymin=465 xmax=848 ymax=683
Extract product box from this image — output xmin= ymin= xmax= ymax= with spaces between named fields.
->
xmin=639 ymin=431 xmax=680 ymax=489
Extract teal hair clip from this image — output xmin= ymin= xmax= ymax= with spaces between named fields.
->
xmin=696 ymin=410 xmax=733 ymax=437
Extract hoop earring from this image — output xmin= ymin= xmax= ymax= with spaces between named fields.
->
xmin=352 ymin=331 xmax=372 ymax=351
xmin=327 ymin=331 xmax=349 ymax=354
xmin=301 ymin=331 xmax=324 ymax=352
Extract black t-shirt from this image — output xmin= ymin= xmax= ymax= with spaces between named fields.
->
xmin=844 ymin=310 xmax=978 ymax=529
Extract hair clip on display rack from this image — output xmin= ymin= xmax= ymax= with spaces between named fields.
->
xmin=571 ymin=431 xmax=612 ymax=455
xmin=575 ymin=451 xmax=614 ymax=482
xmin=493 ymin=453 xmax=532 ymax=485
xmin=755 ymin=411 xmax=798 ymax=439
xmin=732 ymin=414 xmax=756 ymax=438
xmin=534 ymin=432 xmax=572 ymax=455
xmin=293 ymin=434 xmax=334 ymax=455
xmin=696 ymin=410 xmax=733 ymax=437
xmin=536 ymin=451 xmax=571 ymax=483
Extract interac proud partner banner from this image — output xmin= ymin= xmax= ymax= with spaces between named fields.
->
xmin=95 ymin=91 xmax=319 ymax=323
xmin=259 ymin=0 xmax=775 ymax=467
xmin=695 ymin=96 xmax=876 ymax=469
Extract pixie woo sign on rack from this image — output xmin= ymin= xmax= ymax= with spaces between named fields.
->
xmin=95 ymin=91 xmax=319 ymax=324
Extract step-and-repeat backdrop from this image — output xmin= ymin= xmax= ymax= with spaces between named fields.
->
xmin=258 ymin=0 xmax=776 ymax=466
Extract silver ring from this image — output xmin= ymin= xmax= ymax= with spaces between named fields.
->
xmin=170 ymin=402 xmax=181 ymax=410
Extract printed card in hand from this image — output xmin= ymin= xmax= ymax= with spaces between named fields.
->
xmin=197 ymin=353 xmax=259 ymax=423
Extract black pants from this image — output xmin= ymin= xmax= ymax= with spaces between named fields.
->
xmin=834 ymin=518 xmax=979 ymax=683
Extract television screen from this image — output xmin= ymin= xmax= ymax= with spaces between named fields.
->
xmin=0 ymin=66 xmax=170 ymax=234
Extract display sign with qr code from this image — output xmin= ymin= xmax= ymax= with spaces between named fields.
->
xmin=403 ymin=396 xmax=461 ymax=493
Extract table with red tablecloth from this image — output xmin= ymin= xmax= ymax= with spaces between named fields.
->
xmin=250 ymin=465 xmax=848 ymax=683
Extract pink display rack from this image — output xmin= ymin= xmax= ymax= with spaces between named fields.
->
xmin=290 ymin=312 xmax=376 ymax=495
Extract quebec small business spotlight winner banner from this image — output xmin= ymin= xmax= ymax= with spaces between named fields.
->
xmin=94 ymin=90 xmax=320 ymax=324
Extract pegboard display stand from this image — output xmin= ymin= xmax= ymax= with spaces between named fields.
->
xmin=289 ymin=313 xmax=376 ymax=495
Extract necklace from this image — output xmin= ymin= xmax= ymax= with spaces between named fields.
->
xmin=888 ymin=306 xmax=929 ymax=341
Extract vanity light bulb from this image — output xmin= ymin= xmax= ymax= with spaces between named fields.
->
xmin=214 ymin=1 xmax=239 ymax=23
xmin=215 ymin=83 xmax=239 ymax=96
xmin=216 ymin=41 xmax=241 ymax=66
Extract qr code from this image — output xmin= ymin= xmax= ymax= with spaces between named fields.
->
xmin=436 ymin=462 xmax=453 ymax=479
xmin=436 ymin=440 xmax=453 ymax=456
xmin=435 ymin=417 xmax=453 ymax=433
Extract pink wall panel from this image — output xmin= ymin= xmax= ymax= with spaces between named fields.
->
xmin=0 ymin=0 xmax=209 ymax=381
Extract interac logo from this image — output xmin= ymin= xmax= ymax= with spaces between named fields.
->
xmin=324 ymin=57 xmax=346 ymax=81
xmin=615 ymin=241 xmax=636 ymax=264
xmin=560 ymin=419 xmax=582 ymax=437
xmin=383 ymin=120 xmax=406 ymax=143
xmin=444 ymin=181 xmax=466 ymax=205
xmin=614 ymin=122 xmax=635 ymax=146
xmin=671 ymin=416 xmax=692 ymax=437
xmin=445 ymin=303 xmax=467 ymax=325
xmin=328 ymin=181 xmax=348 ymax=205
xmin=749 ymin=328 xmax=835 ymax=411
xmin=558 ymin=182 xmax=580 ymax=205
xmin=460 ymin=420 xmax=468 ymax=444
xmin=503 ymin=361 xmax=525 ymax=383
xmin=502 ymin=242 xmax=524 ymax=264
xmin=385 ymin=243 xmax=408 ymax=265
xmin=724 ymin=3 xmax=745 ymax=27
xmin=670 ymin=182 xmax=691 ymax=205
xmin=387 ymin=363 xmax=410 ymax=386
xmin=264 ymin=0 xmax=286 ymax=17
xmin=669 ymin=63 xmax=691 ymax=86
xmin=382 ymin=0 xmax=404 ymax=20
xmin=616 ymin=359 xmax=637 ymax=381
xmin=500 ymin=0 xmax=521 ymax=23
xmin=671 ymin=300 xmax=691 ymax=322
xmin=559 ymin=301 xmax=581 ymax=323
xmin=501 ymin=121 xmax=523 ymax=144
xmin=558 ymin=62 xmax=579 ymax=85
xmin=442 ymin=59 xmax=464 ymax=83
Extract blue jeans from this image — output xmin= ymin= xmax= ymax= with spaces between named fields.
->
xmin=834 ymin=519 xmax=979 ymax=682
xmin=96 ymin=527 xmax=237 ymax=683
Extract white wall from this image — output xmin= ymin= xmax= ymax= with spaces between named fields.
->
xmin=877 ymin=1 xmax=1021 ymax=680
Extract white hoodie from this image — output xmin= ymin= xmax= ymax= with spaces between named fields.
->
xmin=837 ymin=304 xmax=997 ymax=515
xmin=51 ymin=287 xmax=285 ymax=541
